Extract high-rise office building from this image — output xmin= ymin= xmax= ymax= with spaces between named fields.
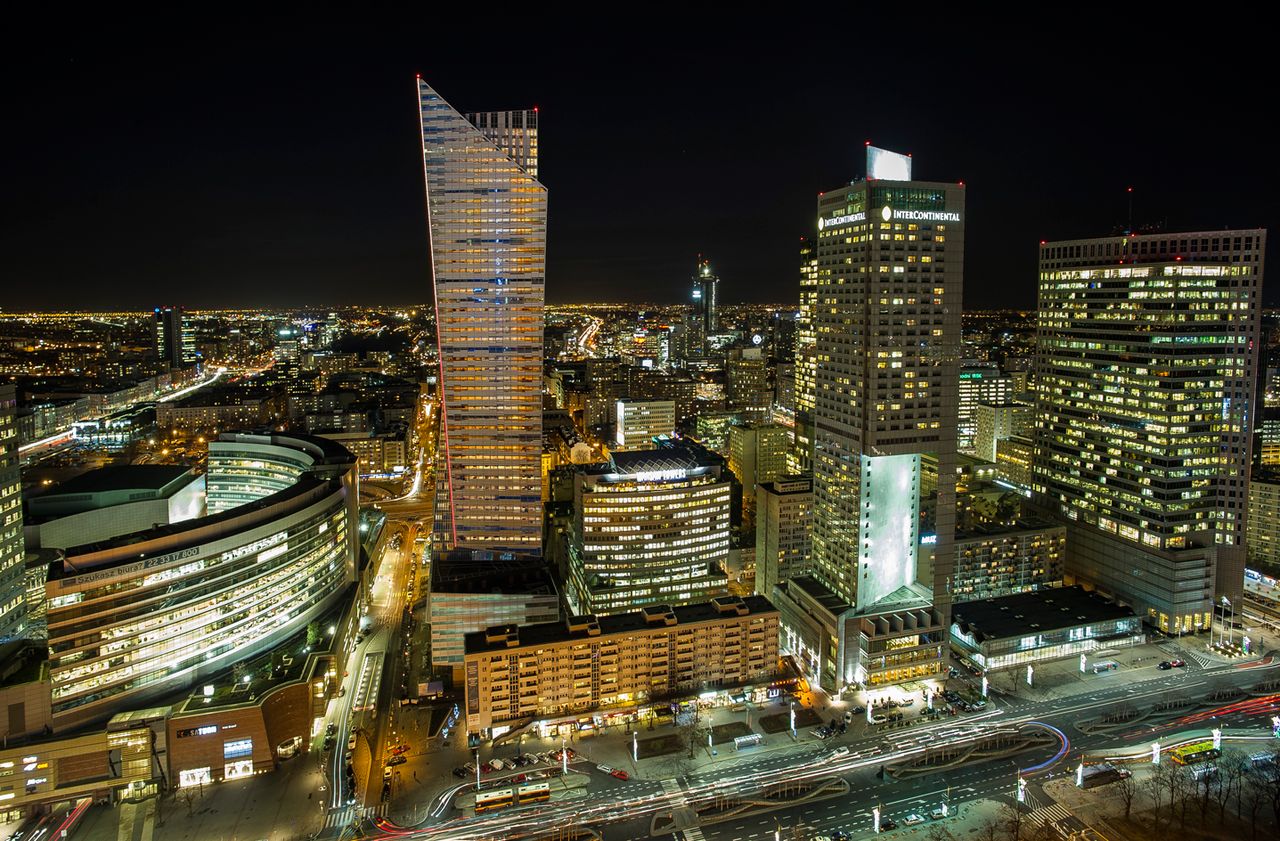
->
xmin=775 ymin=146 xmax=961 ymax=691
xmin=792 ymin=237 xmax=819 ymax=475
xmin=728 ymin=423 xmax=791 ymax=531
xmin=693 ymin=258 xmax=719 ymax=338
xmin=974 ymin=401 xmax=1034 ymax=463
xmin=568 ymin=442 xmax=731 ymax=616
xmin=418 ymin=78 xmax=545 ymax=553
xmin=1033 ymin=229 xmax=1265 ymax=633
xmin=957 ymin=365 xmax=1011 ymax=453
xmin=0 ymin=385 xmax=25 ymax=639
xmin=726 ymin=347 xmax=770 ymax=418
xmin=756 ymin=476 xmax=813 ymax=599
xmin=153 ymin=306 xmax=195 ymax=370
xmin=614 ymin=398 xmax=675 ymax=450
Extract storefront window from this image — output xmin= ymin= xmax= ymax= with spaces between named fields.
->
xmin=224 ymin=760 xmax=254 ymax=780
xmin=179 ymin=767 xmax=212 ymax=788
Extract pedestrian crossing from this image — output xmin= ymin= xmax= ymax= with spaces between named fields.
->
xmin=681 ymin=828 xmax=707 ymax=841
xmin=1028 ymin=802 xmax=1075 ymax=830
xmin=322 ymin=804 xmax=388 ymax=829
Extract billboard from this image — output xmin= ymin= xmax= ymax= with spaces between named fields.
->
xmin=867 ymin=146 xmax=912 ymax=181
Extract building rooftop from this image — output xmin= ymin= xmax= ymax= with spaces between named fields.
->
xmin=430 ymin=552 xmax=557 ymax=597
xmin=465 ymin=595 xmax=777 ymax=655
xmin=955 ymin=516 xmax=1064 ymax=540
xmin=951 ymin=586 xmax=1135 ymax=641
xmin=36 ymin=465 xmax=192 ymax=498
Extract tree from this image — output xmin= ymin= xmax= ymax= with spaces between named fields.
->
xmin=1239 ymin=765 xmax=1270 ymax=841
xmin=925 ymin=823 xmax=956 ymax=841
xmin=307 ymin=620 xmax=323 ymax=647
xmin=999 ymin=801 xmax=1025 ymax=841
xmin=1114 ymin=771 xmax=1138 ymax=821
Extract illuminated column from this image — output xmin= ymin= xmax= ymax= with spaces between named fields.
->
xmin=1075 ymin=762 xmax=1084 ymax=787
xmin=873 ymin=806 xmax=881 ymax=833
xmin=1212 ymin=728 xmax=1222 ymax=751
xmin=1016 ymin=775 xmax=1026 ymax=803
xmin=1151 ymin=742 xmax=1160 ymax=765
xmin=1079 ymin=654 xmax=1086 ymax=673
xmin=1026 ymin=665 xmax=1034 ymax=686
xmin=981 ymin=676 xmax=988 ymax=697
xmin=632 ymin=731 xmax=639 ymax=763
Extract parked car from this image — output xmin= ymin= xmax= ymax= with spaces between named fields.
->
xmin=325 ymin=722 xmax=337 ymax=736
xmin=871 ymin=714 xmax=888 ymax=725
xmin=843 ymin=710 xmax=854 ymax=723
xmin=385 ymin=755 xmax=406 ymax=767
xmin=489 ymin=758 xmax=506 ymax=771
xmin=904 ymin=814 xmax=926 ymax=826
xmin=610 ymin=769 xmax=630 ymax=780
xmin=830 ymin=746 xmax=850 ymax=759
xmin=852 ymin=706 xmax=867 ymax=715
xmin=880 ymin=818 xmax=897 ymax=830
xmin=391 ymin=744 xmax=409 ymax=755
xmin=1158 ymin=661 xmax=1173 ymax=670
xmin=597 ymin=764 xmax=616 ymax=775
xmin=929 ymin=807 xmax=948 ymax=820
xmin=1170 ymin=659 xmax=1187 ymax=668
xmin=452 ymin=767 xmax=467 ymax=778
xmin=347 ymin=734 xmax=357 ymax=752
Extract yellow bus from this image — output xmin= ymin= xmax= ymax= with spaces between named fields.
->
xmin=517 ymin=782 xmax=551 ymax=804
xmin=474 ymin=788 xmax=515 ymax=813
xmin=1171 ymin=740 xmax=1220 ymax=766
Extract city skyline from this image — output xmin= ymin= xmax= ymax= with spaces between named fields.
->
xmin=5 ymin=32 xmax=1276 ymax=311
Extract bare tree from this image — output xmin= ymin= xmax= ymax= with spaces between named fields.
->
xmin=1143 ymin=762 xmax=1169 ymax=833
xmin=1217 ymin=749 xmax=1247 ymax=824
xmin=1240 ymin=765 xmax=1270 ymax=841
xmin=975 ymin=816 xmax=1001 ymax=841
xmin=925 ymin=823 xmax=956 ymax=841
xmin=999 ymin=801 xmax=1025 ymax=841
xmin=1114 ymin=771 xmax=1138 ymax=821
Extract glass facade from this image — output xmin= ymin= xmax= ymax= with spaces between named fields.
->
xmin=570 ymin=450 xmax=731 ymax=616
xmin=1033 ymin=231 xmax=1264 ymax=631
xmin=0 ymin=385 xmax=24 ymax=638
xmin=45 ymin=435 xmax=357 ymax=729
xmin=418 ymin=79 xmax=545 ymax=553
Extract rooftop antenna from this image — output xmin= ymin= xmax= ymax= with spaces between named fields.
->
xmin=1126 ymin=186 xmax=1134 ymax=233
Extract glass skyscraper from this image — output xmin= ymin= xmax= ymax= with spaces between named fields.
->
xmin=1033 ymin=230 xmax=1265 ymax=634
xmin=0 ymin=384 xmax=25 ymax=639
xmin=417 ymin=78 xmax=546 ymax=553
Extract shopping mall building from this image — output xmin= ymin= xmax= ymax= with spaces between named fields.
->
xmin=0 ymin=432 xmax=360 ymax=819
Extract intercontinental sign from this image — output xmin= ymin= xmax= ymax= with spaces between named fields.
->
xmin=821 ymin=206 xmax=960 ymax=229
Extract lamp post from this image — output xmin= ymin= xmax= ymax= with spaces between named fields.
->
xmin=474 ymin=749 xmax=480 ymax=791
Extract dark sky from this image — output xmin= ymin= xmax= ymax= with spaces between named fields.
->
xmin=4 ymin=24 xmax=1276 ymax=311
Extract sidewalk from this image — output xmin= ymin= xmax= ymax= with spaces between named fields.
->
xmin=73 ymin=751 xmax=325 ymax=841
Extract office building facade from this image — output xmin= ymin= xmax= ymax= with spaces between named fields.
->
xmin=1033 ymin=230 xmax=1264 ymax=633
xmin=974 ymin=401 xmax=1034 ymax=464
xmin=614 ymin=398 xmax=675 ymax=450
xmin=952 ymin=520 xmax=1065 ymax=601
xmin=153 ymin=306 xmax=196 ymax=371
xmin=569 ymin=443 xmax=730 ymax=616
xmin=793 ymin=237 xmax=820 ymax=474
xmin=418 ymin=78 xmax=545 ymax=553
xmin=0 ymin=385 xmax=25 ymax=639
xmin=693 ymin=259 xmax=719 ymax=338
xmin=958 ymin=365 xmax=1011 ymax=454
xmin=755 ymin=477 xmax=813 ymax=598
xmin=777 ymin=147 xmax=962 ymax=692
xmin=727 ymin=423 xmax=791 ymax=531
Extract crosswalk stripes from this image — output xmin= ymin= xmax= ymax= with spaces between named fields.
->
xmin=661 ymin=778 xmax=684 ymax=796
xmin=1029 ymin=802 xmax=1074 ymax=828
xmin=1186 ymin=651 xmax=1215 ymax=668
xmin=324 ymin=808 xmax=353 ymax=829
xmin=681 ymin=828 xmax=707 ymax=841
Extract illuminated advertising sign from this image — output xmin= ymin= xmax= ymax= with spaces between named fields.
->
xmin=890 ymin=208 xmax=961 ymax=222
xmin=634 ymin=469 xmax=688 ymax=482
xmin=867 ymin=146 xmax=913 ymax=181
xmin=818 ymin=211 xmax=866 ymax=230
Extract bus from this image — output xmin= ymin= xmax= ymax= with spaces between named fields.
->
xmin=1171 ymin=740 xmax=1221 ymax=766
xmin=517 ymin=782 xmax=551 ymax=804
xmin=734 ymin=733 xmax=765 ymax=751
xmin=475 ymin=788 xmax=515 ymax=813
xmin=475 ymin=783 xmax=549 ymax=813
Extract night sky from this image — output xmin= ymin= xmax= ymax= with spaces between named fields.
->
xmin=4 ymin=25 xmax=1276 ymax=311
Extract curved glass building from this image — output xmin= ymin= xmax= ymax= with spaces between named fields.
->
xmin=45 ymin=433 xmax=358 ymax=731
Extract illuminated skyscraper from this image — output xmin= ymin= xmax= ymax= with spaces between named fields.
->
xmin=791 ymin=236 xmax=819 ymax=474
xmin=153 ymin=306 xmax=195 ymax=370
xmin=418 ymin=78 xmax=545 ymax=552
xmin=774 ymin=147 xmax=962 ymax=691
xmin=1033 ymin=230 xmax=1264 ymax=633
xmin=0 ymin=384 xmax=24 ymax=638
xmin=692 ymin=258 xmax=719 ymax=337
